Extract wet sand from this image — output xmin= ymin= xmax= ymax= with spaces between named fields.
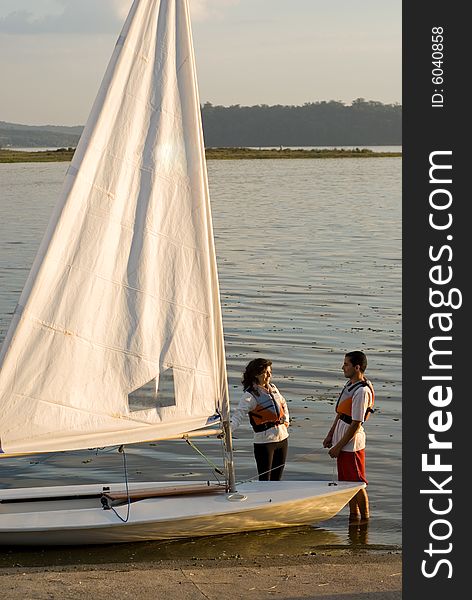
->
xmin=0 ymin=550 xmax=401 ymax=599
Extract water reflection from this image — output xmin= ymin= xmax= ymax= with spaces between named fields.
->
xmin=0 ymin=517 xmax=398 ymax=569
xmin=0 ymin=525 xmax=342 ymax=568
xmin=348 ymin=519 xmax=370 ymax=547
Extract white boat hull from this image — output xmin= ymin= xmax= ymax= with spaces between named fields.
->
xmin=0 ymin=480 xmax=363 ymax=546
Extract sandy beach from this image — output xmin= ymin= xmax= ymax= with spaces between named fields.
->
xmin=0 ymin=550 xmax=401 ymax=599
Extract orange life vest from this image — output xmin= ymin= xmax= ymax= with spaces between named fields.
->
xmin=335 ymin=379 xmax=375 ymax=424
xmin=247 ymin=385 xmax=286 ymax=432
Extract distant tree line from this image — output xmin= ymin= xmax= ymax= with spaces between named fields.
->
xmin=1 ymin=99 xmax=401 ymax=148
xmin=201 ymin=99 xmax=401 ymax=147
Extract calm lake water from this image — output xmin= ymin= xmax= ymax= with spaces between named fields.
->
xmin=0 ymin=157 xmax=401 ymax=562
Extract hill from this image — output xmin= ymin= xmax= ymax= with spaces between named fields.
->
xmin=0 ymin=121 xmax=82 ymax=148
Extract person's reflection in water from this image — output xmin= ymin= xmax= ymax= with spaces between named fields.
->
xmin=348 ymin=518 xmax=369 ymax=547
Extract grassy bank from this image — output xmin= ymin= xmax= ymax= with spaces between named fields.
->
xmin=0 ymin=148 xmax=76 ymax=163
xmin=206 ymin=147 xmax=401 ymax=159
xmin=0 ymin=146 xmax=401 ymax=164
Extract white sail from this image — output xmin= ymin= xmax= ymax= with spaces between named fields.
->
xmin=0 ymin=0 xmax=228 ymax=456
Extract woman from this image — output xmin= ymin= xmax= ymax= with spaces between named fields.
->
xmin=230 ymin=358 xmax=290 ymax=481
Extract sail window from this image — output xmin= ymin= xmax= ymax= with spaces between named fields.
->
xmin=128 ymin=368 xmax=176 ymax=412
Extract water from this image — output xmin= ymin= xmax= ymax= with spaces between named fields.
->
xmin=3 ymin=147 xmax=71 ymax=152
xmin=0 ymin=158 xmax=401 ymax=560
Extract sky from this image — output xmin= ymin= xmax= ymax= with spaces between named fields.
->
xmin=0 ymin=0 xmax=401 ymax=126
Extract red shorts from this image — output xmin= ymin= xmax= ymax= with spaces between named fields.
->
xmin=337 ymin=449 xmax=368 ymax=484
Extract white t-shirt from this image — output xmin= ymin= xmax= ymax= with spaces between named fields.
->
xmin=332 ymin=379 xmax=374 ymax=452
xmin=230 ymin=384 xmax=290 ymax=444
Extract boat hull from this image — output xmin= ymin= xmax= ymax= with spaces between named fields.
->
xmin=0 ymin=480 xmax=363 ymax=545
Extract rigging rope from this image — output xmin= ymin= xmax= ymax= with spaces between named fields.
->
xmin=108 ymin=445 xmax=131 ymax=523
xmin=235 ymin=462 xmax=287 ymax=484
xmin=184 ymin=436 xmax=225 ymax=484
xmin=234 ymin=447 xmax=337 ymax=484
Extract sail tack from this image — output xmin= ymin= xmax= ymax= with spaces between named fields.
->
xmin=0 ymin=0 xmax=228 ymax=455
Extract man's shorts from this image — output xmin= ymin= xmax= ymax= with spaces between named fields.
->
xmin=337 ymin=449 xmax=368 ymax=484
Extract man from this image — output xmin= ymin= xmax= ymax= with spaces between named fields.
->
xmin=323 ymin=351 xmax=374 ymax=521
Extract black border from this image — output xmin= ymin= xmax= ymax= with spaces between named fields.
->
xmin=403 ymin=3 xmax=466 ymax=596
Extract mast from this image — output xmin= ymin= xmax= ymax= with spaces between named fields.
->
xmin=221 ymin=374 xmax=236 ymax=492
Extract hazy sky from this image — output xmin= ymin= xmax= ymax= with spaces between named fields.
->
xmin=0 ymin=0 xmax=401 ymax=126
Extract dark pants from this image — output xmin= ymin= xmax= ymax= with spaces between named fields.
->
xmin=253 ymin=438 xmax=288 ymax=481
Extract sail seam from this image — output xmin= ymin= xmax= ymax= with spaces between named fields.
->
xmin=16 ymin=256 xmax=211 ymax=317
xmin=113 ymin=87 xmax=184 ymax=123
xmin=83 ymin=204 xmax=205 ymax=255
xmin=176 ymin=56 xmax=190 ymax=74
xmin=83 ymin=148 xmax=192 ymax=188
xmin=18 ymin=313 xmax=211 ymax=363
xmin=9 ymin=394 xmax=215 ymax=423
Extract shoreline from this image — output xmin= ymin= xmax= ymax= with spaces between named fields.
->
xmin=0 ymin=147 xmax=402 ymax=163
xmin=0 ymin=550 xmax=402 ymax=599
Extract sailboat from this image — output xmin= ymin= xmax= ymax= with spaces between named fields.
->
xmin=0 ymin=0 xmax=363 ymax=546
